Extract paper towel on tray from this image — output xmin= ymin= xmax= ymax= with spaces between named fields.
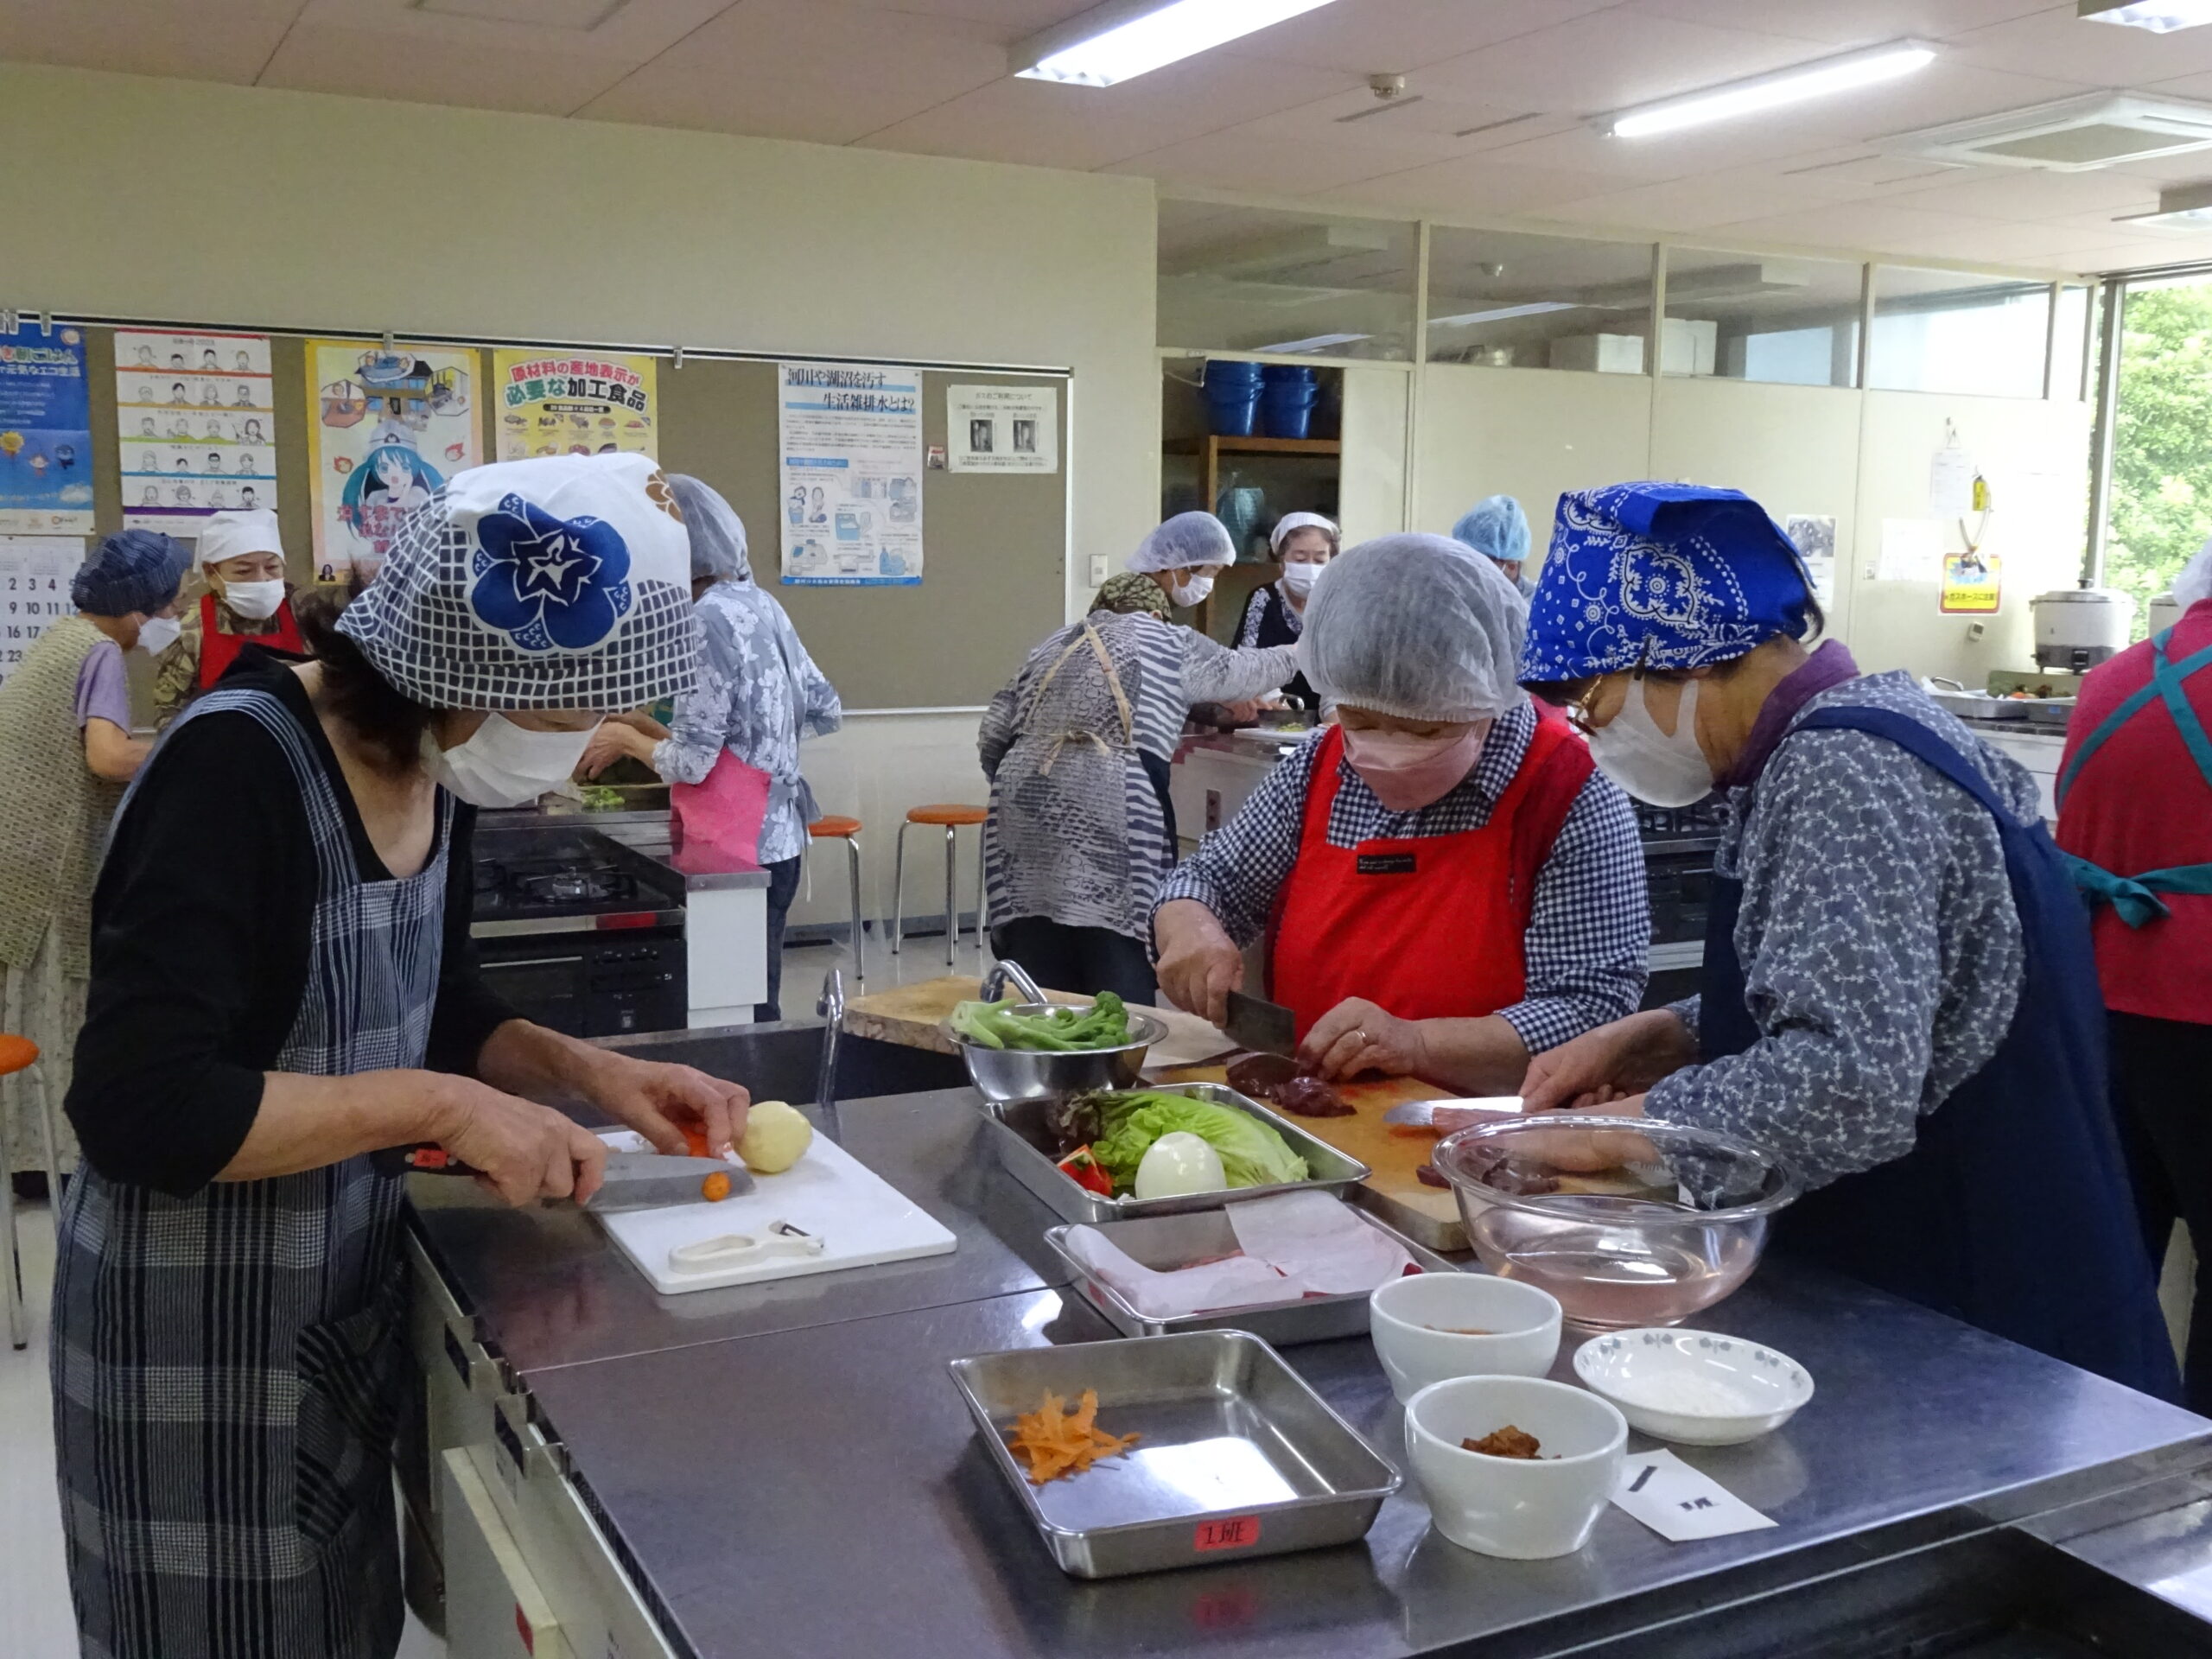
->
xmin=1063 ymin=1192 xmax=1414 ymax=1319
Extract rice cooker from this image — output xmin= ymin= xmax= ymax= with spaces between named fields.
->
xmin=2031 ymin=588 xmax=2134 ymax=672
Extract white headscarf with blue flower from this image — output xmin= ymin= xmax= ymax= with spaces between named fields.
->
xmin=338 ymin=452 xmax=700 ymax=710
xmin=1518 ymin=481 xmax=1817 ymax=685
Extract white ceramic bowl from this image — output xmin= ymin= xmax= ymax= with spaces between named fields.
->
xmin=1369 ymin=1273 xmax=1562 ymax=1406
xmin=1402 ymin=1376 xmax=1628 ymax=1560
xmin=1573 ymin=1328 xmax=1814 ymax=1446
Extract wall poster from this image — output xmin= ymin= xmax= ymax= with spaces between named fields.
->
xmin=945 ymin=383 xmax=1058 ymax=474
xmin=306 ymin=340 xmax=480 ymax=581
xmin=1782 ymin=513 xmax=1836 ymax=609
xmin=777 ymin=361 xmax=923 ymax=587
xmin=492 ymin=350 xmax=658 ymax=462
xmin=0 ymin=321 xmax=93 ymax=535
xmin=1941 ymin=551 xmax=2001 ymax=614
xmin=0 ymin=536 xmax=85 ymax=684
xmin=115 ymin=330 xmax=279 ymax=537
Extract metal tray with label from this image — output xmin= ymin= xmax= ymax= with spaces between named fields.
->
xmin=948 ymin=1330 xmax=1400 ymax=1579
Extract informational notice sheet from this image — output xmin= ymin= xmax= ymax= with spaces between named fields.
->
xmin=0 ymin=321 xmax=94 ymax=535
xmin=305 ymin=340 xmax=480 ymax=582
xmin=115 ymin=330 xmax=279 ymax=537
xmin=492 ymin=350 xmax=658 ymax=462
xmin=0 ymin=536 xmax=85 ymax=684
xmin=1941 ymin=551 xmax=2002 ymax=614
xmin=1782 ymin=513 xmax=1836 ymax=608
xmin=777 ymin=361 xmax=923 ymax=587
xmin=946 ymin=383 xmax=1058 ymax=474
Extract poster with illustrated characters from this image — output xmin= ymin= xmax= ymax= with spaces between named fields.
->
xmin=776 ymin=361 xmax=924 ymax=587
xmin=0 ymin=537 xmax=83 ymax=684
xmin=0 ymin=321 xmax=94 ymax=535
xmin=305 ymin=340 xmax=481 ymax=581
xmin=492 ymin=350 xmax=657 ymax=461
xmin=116 ymin=330 xmax=280 ymax=537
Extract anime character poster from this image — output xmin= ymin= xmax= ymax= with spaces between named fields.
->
xmin=492 ymin=350 xmax=657 ymax=461
xmin=0 ymin=321 xmax=94 ymax=535
xmin=117 ymin=330 xmax=280 ymax=537
xmin=305 ymin=340 xmax=480 ymax=580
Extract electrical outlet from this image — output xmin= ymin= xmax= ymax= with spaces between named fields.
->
xmin=1088 ymin=554 xmax=1109 ymax=585
xmin=1967 ymin=621 xmax=1986 ymax=643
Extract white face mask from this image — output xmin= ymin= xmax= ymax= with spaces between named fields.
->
xmin=1586 ymin=677 xmax=1713 ymax=807
xmin=426 ymin=715 xmax=601 ymax=810
xmin=220 ymin=578 xmax=286 ymax=621
xmin=135 ymin=614 xmax=181 ymax=656
xmin=1167 ymin=573 xmax=1215 ymax=607
xmin=1280 ymin=561 xmax=1322 ymax=598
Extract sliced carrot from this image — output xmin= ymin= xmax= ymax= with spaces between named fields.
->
xmin=1006 ymin=1386 xmax=1141 ymax=1484
xmin=682 ymin=1123 xmax=710 ymax=1159
xmin=700 ymin=1171 xmax=732 ymax=1203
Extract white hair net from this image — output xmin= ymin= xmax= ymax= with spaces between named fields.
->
xmin=1128 ymin=511 xmax=1234 ymax=574
xmin=1269 ymin=511 xmax=1338 ymax=554
xmin=2176 ymin=537 xmax=2212 ymax=613
xmin=1300 ymin=533 xmax=1529 ymax=723
xmin=669 ymin=474 xmax=753 ymax=585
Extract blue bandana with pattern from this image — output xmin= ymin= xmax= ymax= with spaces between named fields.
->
xmin=1519 ymin=481 xmax=1816 ymax=683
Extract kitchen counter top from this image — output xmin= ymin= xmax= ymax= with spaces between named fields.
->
xmin=416 ymin=1082 xmax=2212 ymax=1658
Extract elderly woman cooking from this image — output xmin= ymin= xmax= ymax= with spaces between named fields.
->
xmin=1154 ymin=534 xmax=1648 ymax=1091
xmin=1514 ymin=481 xmax=2175 ymax=1399
xmin=54 ymin=454 xmax=751 ymax=1659
xmin=977 ymin=554 xmax=1298 ymax=1005
xmin=1452 ymin=493 xmax=1537 ymax=599
xmin=1234 ymin=511 xmax=1335 ymax=708
xmin=151 ymin=507 xmax=303 ymax=726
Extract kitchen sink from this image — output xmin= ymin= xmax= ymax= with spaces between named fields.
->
xmin=594 ymin=1018 xmax=966 ymax=1108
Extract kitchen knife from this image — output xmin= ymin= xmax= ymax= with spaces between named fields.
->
xmin=1382 ymin=1096 xmax=1525 ymax=1128
xmin=1224 ymin=989 xmax=1297 ymax=1058
xmin=394 ymin=1145 xmax=754 ymax=1211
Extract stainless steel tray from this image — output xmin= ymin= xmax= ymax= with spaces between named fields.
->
xmin=982 ymin=1083 xmax=1371 ymax=1225
xmin=948 ymin=1329 xmax=1400 ymax=1578
xmin=1044 ymin=1208 xmax=1455 ymax=1344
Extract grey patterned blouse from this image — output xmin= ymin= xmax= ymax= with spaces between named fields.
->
xmin=1649 ymin=671 xmax=2034 ymax=1191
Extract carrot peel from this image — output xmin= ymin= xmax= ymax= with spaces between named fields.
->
xmin=1006 ymin=1388 xmax=1140 ymax=1484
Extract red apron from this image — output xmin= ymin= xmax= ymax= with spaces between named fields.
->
xmin=198 ymin=590 xmax=306 ymax=688
xmin=1268 ymin=716 xmax=1593 ymax=1039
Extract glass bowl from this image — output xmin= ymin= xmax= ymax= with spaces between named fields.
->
xmin=1431 ymin=1118 xmax=1800 ymax=1331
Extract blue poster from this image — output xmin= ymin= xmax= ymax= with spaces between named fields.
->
xmin=0 ymin=321 xmax=95 ymax=534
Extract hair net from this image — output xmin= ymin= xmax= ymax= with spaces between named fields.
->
xmin=197 ymin=508 xmax=283 ymax=569
xmin=1452 ymin=495 xmax=1531 ymax=566
xmin=668 ymin=474 xmax=752 ymax=584
xmin=1300 ymin=534 xmax=1529 ymax=723
xmin=2175 ymin=537 xmax=2212 ymax=613
xmin=1090 ymin=570 xmax=1173 ymax=619
xmin=1128 ymin=511 xmax=1234 ymax=574
xmin=1269 ymin=511 xmax=1338 ymax=555
xmin=71 ymin=530 xmax=186 ymax=618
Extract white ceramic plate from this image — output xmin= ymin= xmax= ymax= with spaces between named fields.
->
xmin=1573 ymin=1328 xmax=1813 ymax=1446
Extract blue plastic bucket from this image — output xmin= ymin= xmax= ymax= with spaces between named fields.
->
xmin=1261 ymin=362 xmax=1319 ymax=385
xmin=1260 ymin=380 xmax=1319 ymax=439
xmin=1203 ymin=359 xmax=1265 ymax=385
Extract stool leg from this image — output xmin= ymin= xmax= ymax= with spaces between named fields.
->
xmin=1 ymin=1093 xmax=23 ymax=1350
xmin=973 ymin=826 xmax=988 ymax=950
xmin=31 ymin=1064 xmax=59 ymax=1235
xmin=844 ymin=834 xmax=866 ymax=988
xmin=892 ymin=822 xmax=910 ymax=955
xmin=943 ymin=825 xmax=959 ymax=970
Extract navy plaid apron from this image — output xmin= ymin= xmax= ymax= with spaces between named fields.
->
xmin=52 ymin=685 xmax=451 ymax=1659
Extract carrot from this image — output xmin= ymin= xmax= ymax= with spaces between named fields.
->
xmin=682 ymin=1123 xmax=711 ymax=1159
xmin=700 ymin=1171 xmax=733 ymax=1203
xmin=1006 ymin=1387 xmax=1140 ymax=1484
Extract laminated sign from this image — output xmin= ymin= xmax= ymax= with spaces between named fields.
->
xmin=778 ymin=361 xmax=924 ymax=587
xmin=493 ymin=351 xmax=658 ymax=462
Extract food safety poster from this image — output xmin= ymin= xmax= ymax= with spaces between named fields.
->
xmin=946 ymin=383 xmax=1058 ymax=474
xmin=0 ymin=537 xmax=83 ymax=684
xmin=777 ymin=361 xmax=924 ymax=587
xmin=0 ymin=322 xmax=93 ymax=535
xmin=492 ymin=350 xmax=658 ymax=462
xmin=115 ymin=330 xmax=280 ymax=537
xmin=306 ymin=340 xmax=480 ymax=582
xmin=1941 ymin=551 xmax=2001 ymax=614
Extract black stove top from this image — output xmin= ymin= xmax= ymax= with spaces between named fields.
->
xmin=472 ymin=825 xmax=686 ymax=923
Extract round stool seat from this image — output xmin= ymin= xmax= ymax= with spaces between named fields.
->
xmin=906 ymin=803 xmax=986 ymax=828
xmin=0 ymin=1033 xmax=38 ymax=1077
xmin=809 ymin=815 xmax=862 ymax=839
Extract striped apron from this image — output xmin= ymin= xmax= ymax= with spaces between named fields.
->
xmin=52 ymin=685 xmax=452 ymax=1659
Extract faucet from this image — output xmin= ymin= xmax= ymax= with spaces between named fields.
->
xmin=816 ymin=967 xmax=845 ymax=1117
xmin=978 ymin=958 xmax=1047 ymax=1006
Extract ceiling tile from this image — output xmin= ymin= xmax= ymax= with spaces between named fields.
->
xmin=1884 ymin=166 xmax=2165 ymax=220
xmin=1217 ymin=90 xmax=1583 ymax=173
xmin=258 ymin=21 xmax=628 ymax=111
xmin=1708 ymin=198 xmax=2109 ymax=264
xmin=2070 ymin=236 xmax=2212 ymax=270
xmin=1946 ymin=5 xmax=2212 ymax=87
xmin=1533 ymin=169 xmax=1910 ymax=232
xmin=1329 ymin=154 xmax=1642 ymax=219
xmin=1625 ymin=0 xmax=2057 ymax=47
xmin=293 ymin=0 xmax=738 ymax=63
xmin=0 ymin=0 xmax=304 ymax=82
xmin=1213 ymin=0 xmax=1619 ymax=76
xmin=1103 ymin=126 xmax=1421 ymax=196
xmin=842 ymin=0 xmax=1089 ymax=23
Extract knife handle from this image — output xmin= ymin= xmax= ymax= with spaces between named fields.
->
xmin=374 ymin=1143 xmax=484 ymax=1178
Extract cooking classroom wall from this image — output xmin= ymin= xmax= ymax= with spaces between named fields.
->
xmin=0 ymin=60 xmax=1160 ymax=941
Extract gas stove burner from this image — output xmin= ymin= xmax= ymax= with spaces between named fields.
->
xmin=515 ymin=868 xmax=637 ymax=908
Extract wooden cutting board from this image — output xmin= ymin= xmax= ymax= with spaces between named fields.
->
xmin=843 ymin=976 xmax=1235 ymax=1069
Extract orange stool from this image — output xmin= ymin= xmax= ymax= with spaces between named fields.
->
xmin=893 ymin=804 xmax=988 ymax=969
xmin=807 ymin=816 xmax=868 ymax=988
xmin=0 ymin=1033 xmax=57 ymax=1351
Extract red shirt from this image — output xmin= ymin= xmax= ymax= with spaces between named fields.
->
xmin=2055 ymin=599 xmax=2212 ymax=1025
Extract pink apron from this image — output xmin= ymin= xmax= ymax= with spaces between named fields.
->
xmin=671 ymin=751 xmax=772 ymax=868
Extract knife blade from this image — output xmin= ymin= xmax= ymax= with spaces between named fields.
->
xmin=394 ymin=1145 xmax=754 ymax=1211
xmin=1224 ymin=989 xmax=1297 ymax=1058
xmin=1382 ymin=1096 xmax=1525 ymax=1129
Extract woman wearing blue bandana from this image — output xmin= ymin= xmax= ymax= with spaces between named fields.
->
xmin=1516 ymin=481 xmax=2177 ymax=1401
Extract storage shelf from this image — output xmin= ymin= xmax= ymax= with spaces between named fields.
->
xmin=1164 ymin=435 xmax=1341 ymax=458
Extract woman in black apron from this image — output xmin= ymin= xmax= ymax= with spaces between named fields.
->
xmin=1511 ymin=481 xmax=2176 ymax=1401
xmin=1233 ymin=511 xmax=1336 ymax=709
xmin=54 ymin=454 xmax=750 ymax=1659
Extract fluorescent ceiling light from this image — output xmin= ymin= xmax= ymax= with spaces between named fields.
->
xmin=2115 ymin=180 xmax=2212 ymax=226
xmin=1427 ymin=302 xmax=1580 ymax=328
xmin=1249 ymin=332 xmax=1369 ymax=353
xmin=1596 ymin=40 xmax=1938 ymax=139
xmin=1014 ymin=0 xmax=1342 ymax=87
xmin=2080 ymin=1 xmax=2212 ymax=31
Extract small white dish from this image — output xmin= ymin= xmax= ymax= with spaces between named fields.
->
xmin=1403 ymin=1375 xmax=1627 ymax=1560
xmin=1573 ymin=1328 xmax=1813 ymax=1446
xmin=1370 ymin=1273 xmax=1561 ymax=1405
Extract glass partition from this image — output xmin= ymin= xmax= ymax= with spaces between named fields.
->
xmin=1868 ymin=267 xmax=2051 ymax=399
xmin=1425 ymin=226 xmax=1655 ymax=373
xmin=2052 ymin=283 xmax=2093 ymax=401
xmin=1662 ymin=247 xmax=1864 ymax=387
xmin=1159 ymin=200 xmax=1417 ymax=361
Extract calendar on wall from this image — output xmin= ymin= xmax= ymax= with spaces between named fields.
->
xmin=0 ymin=536 xmax=84 ymax=683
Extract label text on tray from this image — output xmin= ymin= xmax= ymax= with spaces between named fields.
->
xmin=1194 ymin=1515 xmax=1262 ymax=1553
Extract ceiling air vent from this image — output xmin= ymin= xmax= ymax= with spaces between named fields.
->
xmin=1883 ymin=93 xmax=2212 ymax=171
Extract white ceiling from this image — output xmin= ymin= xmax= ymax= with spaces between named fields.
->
xmin=12 ymin=0 xmax=2212 ymax=273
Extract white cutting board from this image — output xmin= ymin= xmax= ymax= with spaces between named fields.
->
xmin=594 ymin=1130 xmax=957 ymax=1295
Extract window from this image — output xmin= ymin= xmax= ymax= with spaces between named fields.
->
xmin=2052 ymin=283 xmax=2093 ymax=401
xmin=1868 ymin=267 xmax=2051 ymax=398
xmin=1159 ymin=200 xmax=1416 ymax=361
xmin=1662 ymin=248 xmax=1864 ymax=388
xmin=1425 ymin=227 xmax=1655 ymax=373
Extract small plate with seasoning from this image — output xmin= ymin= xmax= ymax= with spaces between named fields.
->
xmin=1573 ymin=1328 xmax=1813 ymax=1446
